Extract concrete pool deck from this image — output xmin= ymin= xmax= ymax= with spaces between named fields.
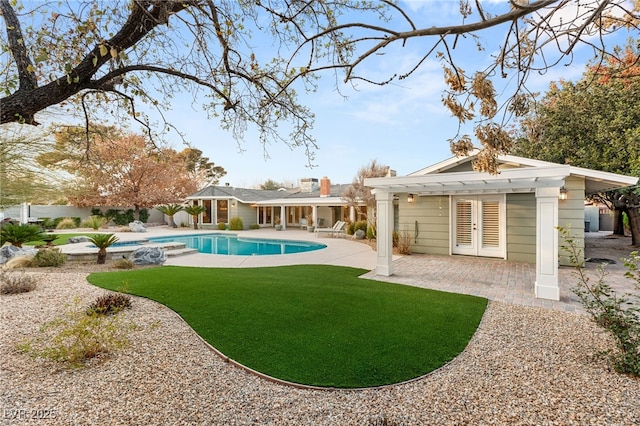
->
xmin=56 ymin=226 xmax=380 ymax=270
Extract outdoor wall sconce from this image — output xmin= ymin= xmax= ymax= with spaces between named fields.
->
xmin=407 ymin=194 xmax=415 ymax=203
xmin=559 ymin=187 xmax=568 ymax=200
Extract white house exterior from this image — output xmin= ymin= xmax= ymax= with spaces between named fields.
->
xmin=365 ymin=152 xmax=638 ymax=301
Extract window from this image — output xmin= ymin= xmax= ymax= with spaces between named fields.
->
xmin=202 ymin=200 xmax=212 ymax=224
xmin=217 ymin=200 xmax=228 ymax=224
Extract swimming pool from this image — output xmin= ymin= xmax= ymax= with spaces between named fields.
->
xmin=148 ymin=233 xmax=326 ymax=256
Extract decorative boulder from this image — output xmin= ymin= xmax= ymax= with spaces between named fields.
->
xmin=129 ymin=221 xmax=147 ymax=232
xmin=67 ymin=236 xmax=91 ymax=244
xmin=354 ymin=229 xmax=366 ymax=240
xmin=0 ymin=246 xmax=38 ymax=264
xmin=128 ymin=247 xmax=166 ymax=265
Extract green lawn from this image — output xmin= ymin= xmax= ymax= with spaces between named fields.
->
xmin=88 ymin=265 xmax=487 ymax=388
xmin=26 ymin=233 xmax=104 ymax=246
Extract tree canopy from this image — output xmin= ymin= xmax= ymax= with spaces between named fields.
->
xmin=513 ymin=41 xmax=640 ymax=244
xmin=2 ymin=1 xmax=639 ymax=172
xmin=43 ymin=129 xmax=199 ymax=218
xmin=342 ymin=159 xmax=390 ymax=228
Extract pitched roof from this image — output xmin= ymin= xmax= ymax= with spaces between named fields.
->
xmin=187 ymin=183 xmax=352 ymax=204
xmin=368 ymin=151 xmax=637 ymax=195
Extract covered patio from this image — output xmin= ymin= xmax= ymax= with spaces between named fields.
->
xmin=361 ymin=232 xmax=636 ymax=313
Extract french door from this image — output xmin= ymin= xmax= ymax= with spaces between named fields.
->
xmin=452 ymin=195 xmax=505 ymax=258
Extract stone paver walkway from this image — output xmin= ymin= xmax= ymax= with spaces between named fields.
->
xmin=362 ymin=255 xmax=587 ymax=313
xmin=362 ymin=234 xmax=638 ymax=314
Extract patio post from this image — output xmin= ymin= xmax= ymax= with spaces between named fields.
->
xmin=373 ymin=190 xmax=394 ymax=276
xmin=535 ymin=186 xmax=560 ymax=300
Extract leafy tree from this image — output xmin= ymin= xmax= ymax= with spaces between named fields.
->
xmin=0 ymin=126 xmax=63 ymax=208
xmin=342 ymin=160 xmax=390 ymax=235
xmin=260 ymin=179 xmax=284 ymax=191
xmin=179 ymin=148 xmax=226 ymax=189
xmin=2 ymin=1 xmax=638 ymax=172
xmin=36 ymin=124 xmax=125 ymax=173
xmin=514 ymin=41 xmax=640 ymax=245
xmin=41 ymin=130 xmax=198 ymax=219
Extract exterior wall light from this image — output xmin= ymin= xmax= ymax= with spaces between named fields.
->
xmin=559 ymin=187 xmax=568 ymax=200
xmin=407 ymin=194 xmax=415 ymax=203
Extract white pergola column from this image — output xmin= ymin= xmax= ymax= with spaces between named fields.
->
xmin=349 ymin=206 xmax=356 ymax=222
xmin=374 ymin=190 xmax=394 ymax=276
xmin=535 ymin=186 xmax=560 ymax=300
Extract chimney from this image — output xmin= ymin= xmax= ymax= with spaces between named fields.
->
xmin=300 ymin=177 xmax=319 ymax=193
xmin=320 ymin=176 xmax=331 ymax=197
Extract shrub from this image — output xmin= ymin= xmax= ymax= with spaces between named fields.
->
xmin=81 ymin=215 xmax=107 ymax=230
xmin=110 ymin=209 xmax=135 ymax=226
xmin=0 ymin=271 xmax=37 ymax=294
xmin=250 ymin=224 xmax=260 ymax=230
xmin=139 ymin=209 xmax=149 ymax=223
xmin=366 ymin=224 xmax=376 ymax=240
xmin=87 ymin=293 xmax=132 ymax=316
xmin=113 ymin=258 xmax=135 ymax=269
xmin=0 ymin=223 xmax=45 ymax=247
xmin=346 ymin=222 xmax=355 ymax=235
xmin=32 ymin=248 xmax=67 ymax=267
xmin=17 ymin=298 xmax=134 ymax=367
xmin=561 ymin=227 xmax=640 ymax=377
xmin=40 ymin=217 xmax=56 ymax=230
xmin=55 ymin=218 xmax=78 ymax=230
xmin=217 ymin=222 xmax=227 ymax=230
xmin=229 ymin=216 xmax=244 ymax=230
xmin=396 ymin=231 xmax=412 ymax=255
xmin=4 ymin=256 xmax=34 ymax=269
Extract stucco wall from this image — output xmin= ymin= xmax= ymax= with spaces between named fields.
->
xmin=399 ymin=195 xmax=449 ymax=256
xmin=2 ymin=205 xmax=164 ymax=223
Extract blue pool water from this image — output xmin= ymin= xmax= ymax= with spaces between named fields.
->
xmin=147 ymin=233 xmax=326 ymax=256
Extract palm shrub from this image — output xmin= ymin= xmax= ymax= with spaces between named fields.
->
xmin=81 ymin=215 xmax=107 ymax=230
xmin=0 ymin=223 xmax=45 ymax=247
xmin=561 ymin=227 xmax=640 ymax=377
xmin=184 ymin=205 xmax=207 ymax=230
xmin=88 ymin=234 xmax=119 ymax=264
xmin=156 ymin=203 xmax=184 ymax=228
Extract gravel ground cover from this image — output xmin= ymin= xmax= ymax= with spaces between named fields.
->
xmin=2 ymin=271 xmax=639 ymax=425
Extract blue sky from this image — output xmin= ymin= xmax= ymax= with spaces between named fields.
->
xmin=158 ymin=0 xmax=609 ymax=188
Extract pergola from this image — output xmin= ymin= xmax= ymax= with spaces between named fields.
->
xmin=365 ymin=162 xmax=638 ymax=301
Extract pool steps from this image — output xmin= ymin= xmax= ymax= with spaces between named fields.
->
xmin=65 ymin=241 xmax=197 ymax=262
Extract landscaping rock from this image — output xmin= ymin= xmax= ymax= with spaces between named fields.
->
xmin=129 ymin=220 xmax=147 ymax=232
xmin=128 ymin=246 xmax=166 ymax=265
xmin=0 ymin=246 xmax=37 ymax=264
xmin=354 ymin=229 xmax=366 ymax=240
xmin=67 ymin=236 xmax=91 ymax=244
